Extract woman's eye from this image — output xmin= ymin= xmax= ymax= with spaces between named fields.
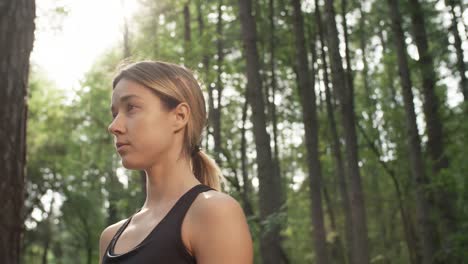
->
xmin=127 ymin=104 xmax=137 ymax=112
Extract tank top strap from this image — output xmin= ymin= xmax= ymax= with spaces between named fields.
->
xmin=169 ymin=184 xmax=214 ymax=227
xmin=107 ymin=214 xmax=134 ymax=255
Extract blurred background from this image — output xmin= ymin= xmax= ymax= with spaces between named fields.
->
xmin=1 ymin=0 xmax=467 ymax=263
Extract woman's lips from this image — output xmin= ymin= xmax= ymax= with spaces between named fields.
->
xmin=116 ymin=143 xmax=130 ymax=152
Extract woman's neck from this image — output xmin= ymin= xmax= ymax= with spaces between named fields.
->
xmin=141 ymin=154 xmax=200 ymax=210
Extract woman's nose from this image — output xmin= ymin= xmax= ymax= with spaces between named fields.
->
xmin=108 ymin=114 xmax=124 ymax=135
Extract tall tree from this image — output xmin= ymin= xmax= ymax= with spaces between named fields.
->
xmin=238 ymin=0 xmax=285 ymax=263
xmin=0 ymin=0 xmax=35 ymax=263
xmin=213 ymin=0 xmax=224 ymax=163
xmin=240 ymin=98 xmax=254 ymax=216
xmin=195 ymin=0 xmax=212 ymax=148
xmin=183 ymin=1 xmax=191 ymax=63
xmin=267 ymin=0 xmax=281 ymax=193
xmin=322 ymin=0 xmax=370 ymax=263
xmin=407 ymin=0 xmax=447 ymax=174
xmin=315 ymin=2 xmax=353 ymax=262
xmin=290 ymin=0 xmax=329 ymax=263
xmin=446 ymin=0 xmax=468 ymax=101
xmin=386 ymin=0 xmax=440 ymax=262
xmin=341 ymin=0 xmax=354 ymax=93
xmin=408 ymin=0 xmax=458 ymax=249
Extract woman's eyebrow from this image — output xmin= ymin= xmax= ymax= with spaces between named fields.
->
xmin=110 ymin=94 xmax=142 ymax=111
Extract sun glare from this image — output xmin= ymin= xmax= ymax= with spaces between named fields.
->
xmin=31 ymin=0 xmax=140 ymax=91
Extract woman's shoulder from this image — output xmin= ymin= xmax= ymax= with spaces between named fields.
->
xmin=100 ymin=218 xmax=128 ymax=242
xmin=99 ymin=218 xmax=129 ymax=261
xmin=187 ymin=189 xmax=253 ymax=262
xmin=192 ymin=189 xmax=243 ymax=216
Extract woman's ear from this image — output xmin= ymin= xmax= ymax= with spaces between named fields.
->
xmin=172 ymin=102 xmax=190 ymax=133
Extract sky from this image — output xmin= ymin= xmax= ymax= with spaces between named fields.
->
xmin=31 ymin=0 xmax=140 ymax=90
xmin=31 ymin=0 xmax=466 ymax=107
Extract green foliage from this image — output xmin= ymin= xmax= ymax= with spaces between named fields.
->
xmin=24 ymin=0 xmax=468 ymax=263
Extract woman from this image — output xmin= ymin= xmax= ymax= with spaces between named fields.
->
xmin=99 ymin=61 xmax=253 ymax=263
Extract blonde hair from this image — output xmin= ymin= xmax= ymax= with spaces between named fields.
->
xmin=112 ymin=61 xmax=223 ymax=191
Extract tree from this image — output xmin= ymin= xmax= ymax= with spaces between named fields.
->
xmin=386 ymin=0 xmax=440 ymax=262
xmin=0 ymin=0 xmax=36 ymax=263
xmin=445 ymin=0 xmax=467 ymax=102
xmin=322 ymin=0 xmax=370 ymax=263
xmin=290 ymin=0 xmax=329 ymax=263
xmin=315 ymin=1 xmax=353 ymax=262
xmin=238 ymin=0 xmax=285 ymax=263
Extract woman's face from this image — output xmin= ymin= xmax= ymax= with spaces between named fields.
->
xmin=108 ymin=78 xmax=176 ymax=169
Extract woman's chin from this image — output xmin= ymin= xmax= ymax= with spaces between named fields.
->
xmin=121 ymin=158 xmax=145 ymax=170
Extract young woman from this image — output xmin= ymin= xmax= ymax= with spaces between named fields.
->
xmin=99 ymin=61 xmax=253 ymax=264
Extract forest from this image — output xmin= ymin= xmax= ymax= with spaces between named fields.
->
xmin=0 ymin=0 xmax=467 ymax=263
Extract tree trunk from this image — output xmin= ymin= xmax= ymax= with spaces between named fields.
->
xmin=315 ymin=4 xmax=353 ymax=263
xmin=409 ymin=0 xmax=458 ymax=248
xmin=0 ymin=1 xmax=35 ymax=263
xmin=195 ymin=0 xmax=212 ymax=148
xmin=240 ymin=98 xmax=254 ymax=216
xmin=446 ymin=0 xmax=468 ymax=101
xmin=183 ymin=1 xmax=192 ymax=63
xmin=341 ymin=0 xmax=354 ymax=93
xmin=408 ymin=0 xmax=446 ymax=170
xmin=373 ymin=16 xmax=421 ymax=264
xmin=322 ymin=1 xmax=370 ymax=263
xmin=291 ymin=0 xmax=329 ymax=263
xmin=268 ymin=0 xmax=282 ymax=200
xmin=238 ymin=0 xmax=284 ymax=263
xmin=213 ymin=0 xmax=224 ymax=164
xmin=107 ymin=164 xmax=119 ymax=225
xmin=386 ymin=0 xmax=440 ymax=262
xmin=358 ymin=5 xmax=371 ymax=108
xmin=322 ymin=181 xmax=346 ymax=263
xmin=151 ymin=2 xmax=160 ymax=58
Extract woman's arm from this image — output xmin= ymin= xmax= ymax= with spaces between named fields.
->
xmin=189 ymin=192 xmax=254 ymax=264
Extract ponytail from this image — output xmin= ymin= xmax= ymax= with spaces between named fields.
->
xmin=191 ymin=150 xmax=223 ymax=191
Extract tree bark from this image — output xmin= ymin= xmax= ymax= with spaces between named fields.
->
xmin=446 ymin=0 xmax=468 ymax=101
xmin=238 ymin=0 xmax=284 ymax=263
xmin=341 ymin=0 xmax=354 ymax=94
xmin=322 ymin=0 xmax=370 ymax=263
xmin=195 ymin=0 xmax=212 ymax=148
xmin=291 ymin=0 xmax=329 ymax=263
xmin=183 ymin=1 xmax=192 ymax=63
xmin=386 ymin=0 xmax=440 ymax=262
xmin=213 ymin=0 xmax=224 ymax=164
xmin=408 ymin=0 xmax=458 ymax=248
xmin=374 ymin=16 xmax=421 ymax=263
xmin=240 ymin=98 xmax=254 ymax=216
xmin=268 ymin=0 xmax=282 ymax=198
xmin=315 ymin=4 xmax=353 ymax=263
xmin=0 ymin=1 xmax=35 ymax=263
xmin=408 ymin=0 xmax=447 ymax=171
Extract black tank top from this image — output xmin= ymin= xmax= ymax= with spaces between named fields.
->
xmin=102 ymin=184 xmax=214 ymax=264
